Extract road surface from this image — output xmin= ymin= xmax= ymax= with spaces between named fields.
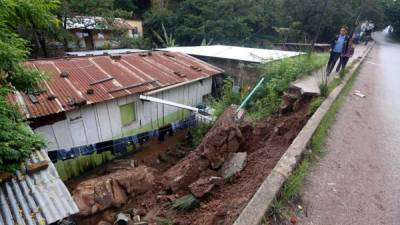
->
xmin=298 ymin=32 xmax=400 ymax=225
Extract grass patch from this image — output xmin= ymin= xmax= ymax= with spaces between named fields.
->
xmin=266 ymin=63 xmax=362 ymax=223
xmin=211 ymin=53 xmax=329 ymax=119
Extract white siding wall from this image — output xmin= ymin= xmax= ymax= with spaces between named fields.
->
xmin=35 ymin=78 xmax=213 ymax=151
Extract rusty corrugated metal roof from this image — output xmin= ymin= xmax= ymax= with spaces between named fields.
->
xmin=12 ymin=51 xmax=223 ymax=119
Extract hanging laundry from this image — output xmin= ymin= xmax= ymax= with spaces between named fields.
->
xmin=66 ymin=147 xmax=81 ymax=159
xmin=112 ymin=137 xmax=129 ymax=155
xmin=158 ymin=124 xmax=173 ymax=141
xmin=57 ymin=149 xmax=68 ymax=161
xmin=128 ymin=134 xmax=139 ymax=145
xmin=47 ymin=151 xmax=58 ymax=162
xmin=96 ymin=140 xmax=113 ymax=154
xmin=81 ymin=144 xmax=95 ymax=156
xmin=137 ymin=132 xmax=150 ymax=145
xmin=148 ymin=129 xmax=159 ymax=138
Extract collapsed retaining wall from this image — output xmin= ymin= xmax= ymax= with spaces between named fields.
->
xmin=233 ymin=44 xmax=374 ymax=225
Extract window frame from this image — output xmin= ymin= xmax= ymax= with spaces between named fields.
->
xmin=119 ymin=102 xmax=136 ymax=126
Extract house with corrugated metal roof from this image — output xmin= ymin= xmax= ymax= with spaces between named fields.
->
xmin=160 ymin=45 xmax=302 ymax=89
xmin=10 ymin=51 xmax=223 ymax=174
xmin=0 ymin=150 xmax=79 ymax=225
xmin=66 ymin=16 xmax=144 ymax=51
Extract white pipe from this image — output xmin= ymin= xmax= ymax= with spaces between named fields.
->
xmin=144 ymin=77 xmax=209 ymax=95
xmin=140 ymin=95 xmax=199 ymax=112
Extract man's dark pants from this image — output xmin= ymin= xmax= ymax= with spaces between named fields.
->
xmin=326 ymin=51 xmax=341 ymax=75
xmin=336 ymin=56 xmax=350 ymax=73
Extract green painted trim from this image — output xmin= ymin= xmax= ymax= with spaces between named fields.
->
xmin=121 ymin=109 xmax=191 ymax=137
xmin=55 ymin=109 xmax=192 ymax=181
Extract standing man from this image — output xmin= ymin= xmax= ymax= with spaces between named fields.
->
xmin=336 ymin=38 xmax=355 ymax=73
xmin=326 ymin=26 xmax=349 ymax=75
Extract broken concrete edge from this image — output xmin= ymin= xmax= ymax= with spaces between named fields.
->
xmin=232 ymin=44 xmax=374 ymax=225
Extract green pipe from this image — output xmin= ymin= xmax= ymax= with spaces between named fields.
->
xmin=236 ymin=77 xmax=265 ymax=113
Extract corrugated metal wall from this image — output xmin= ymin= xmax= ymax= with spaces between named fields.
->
xmin=34 ymin=78 xmax=212 ymax=151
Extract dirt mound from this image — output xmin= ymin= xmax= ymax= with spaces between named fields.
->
xmin=73 ymin=165 xmax=155 ymax=216
xmin=70 ymin=94 xmax=314 ymax=225
xmin=160 ymin=106 xmax=243 ymax=192
xmin=170 ymin=95 xmax=313 ymax=225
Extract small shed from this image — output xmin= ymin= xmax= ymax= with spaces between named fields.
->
xmin=160 ymin=45 xmax=301 ymax=89
xmin=0 ymin=150 xmax=79 ymax=225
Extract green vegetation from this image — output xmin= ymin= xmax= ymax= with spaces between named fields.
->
xmin=266 ymin=61 xmax=362 ymax=223
xmin=247 ymin=53 xmax=328 ymax=119
xmin=171 ymin=194 xmax=199 ymax=211
xmin=210 ymin=54 xmax=328 ymax=120
xmin=209 ymin=77 xmax=242 ymax=118
xmin=189 ymin=123 xmax=212 ymax=148
xmin=381 ymin=0 xmax=400 ymax=38
xmin=0 ymin=0 xmax=61 ymax=172
xmin=143 ymin=0 xmax=387 ymax=47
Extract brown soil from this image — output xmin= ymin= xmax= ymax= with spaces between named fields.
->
xmin=70 ymin=94 xmax=313 ymax=225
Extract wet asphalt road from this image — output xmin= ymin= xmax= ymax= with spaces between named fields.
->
xmin=298 ymin=32 xmax=400 ymax=225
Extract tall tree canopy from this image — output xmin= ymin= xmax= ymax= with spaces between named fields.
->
xmin=143 ymin=0 xmax=388 ymax=47
xmin=144 ymin=0 xmax=282 ymax=46
xmin=381 ymin=0 xmax=400 ymax=37
xmin=0 ymin=0 xmax=59 ymax=172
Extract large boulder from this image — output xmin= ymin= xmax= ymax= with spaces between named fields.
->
xmin=161 ymin=106 xmax=243 ymax=192
xmin=73 ymin=166 xmax=155 ymax=216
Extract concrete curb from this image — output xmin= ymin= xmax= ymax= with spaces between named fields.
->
xmin=233 ymin=44 xmax=374 ymax=225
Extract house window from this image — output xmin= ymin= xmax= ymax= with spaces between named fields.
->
xmin=120 ymin=103 xmax=136 ymax=126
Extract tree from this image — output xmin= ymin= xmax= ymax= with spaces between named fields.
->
xmin=280 ymin=0 xmax=386 ymax=42
xmin=0 ymin=0 xmax=51 ymax=173
xmin=3 ymin=0 xmax=60 ymax=57
xmin=381 ymin=0 xmax=400 ymax=37
xmin=144 ymin=0 xmax=282 ymax=46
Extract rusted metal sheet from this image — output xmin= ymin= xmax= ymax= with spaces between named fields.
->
xmin=12 ymin=52 xmax=224 ymax=119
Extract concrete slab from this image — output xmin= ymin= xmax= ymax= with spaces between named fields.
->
xmin=291 ymin=45 xmax=369 ymax=96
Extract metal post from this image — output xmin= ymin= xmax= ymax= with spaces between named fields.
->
xmin=236 ymin=78 xmax=265 ymax=113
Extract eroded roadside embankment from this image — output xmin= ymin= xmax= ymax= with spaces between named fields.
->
xmin=70 ymin=87 xmax=315 ymax=225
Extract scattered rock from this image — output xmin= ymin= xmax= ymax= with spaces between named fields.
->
xmin=218 ymin=152 xmax=247 ymax=180
xmin=97 ymin=220 xmax=112 ymax=225
xmin=290 ymin=216 xmax=298 ymax=224
xmin=114 ymin=213 xmax=131 ymax=225
xmin=132 ymin=215 xmax=141 ymax=223
xmin=161 ymin=107 xmax=243 ymax=192
xmin=73 ymin=166 xmax=155 ymax=216
xmin=280 ymin=91 xmax=300 ymax=114
xmin=102 ymin=210 xmax=117 ymax=223
xmin=156 ymin=194 xmax=177 ymax=203
xmin=189 ymin=177 xmax=216 ymax=198
xmin=133 ymin=222 xmax=148 ymax=225
xmin=130 ymin=208 xmax=146 ymax=217
xmin=106 ymin=160 xmax=136 ymax=173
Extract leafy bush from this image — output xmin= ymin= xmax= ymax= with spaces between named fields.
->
xmin=247 ymin=53 xmax=328 ymax=118
xmin=209 ymin=77 xmax=242 ymax=118
xmin=189 ymin=123 xmax=212 ymax=148
xmin=309 ymin=96 xmax=325 ymax=114
xmin=0 ymin=88 xmax=45 ymax=172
